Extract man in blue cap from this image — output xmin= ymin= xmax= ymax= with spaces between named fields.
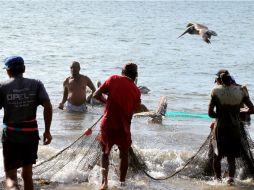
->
xmin=0 ymin=56 xmax=53 ymax=190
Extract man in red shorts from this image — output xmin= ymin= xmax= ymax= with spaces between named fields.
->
xmin=0 ymin=56 xmax=52 ymax=190
xmin=93 ymin=63 xmax=141 ymax=190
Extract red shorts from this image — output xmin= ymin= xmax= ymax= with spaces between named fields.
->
xmin=100 ymin=129 xmax=131 ymax=155
xmin=100 ymin=140 xmax=131 ymax=155
xmin=2 ymin=140 xmax=39 ymax=171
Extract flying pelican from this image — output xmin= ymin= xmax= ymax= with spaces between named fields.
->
xmin=178 ymin=22 xmax=217 ymax=44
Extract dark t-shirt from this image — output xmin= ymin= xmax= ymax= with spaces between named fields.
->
xmin=0 ymin=76 xmax=50 ymax=143
xmin=209 ymin=84 xmax=249 ymax=157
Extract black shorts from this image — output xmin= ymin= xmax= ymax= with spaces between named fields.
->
xmin=2 ymin=140 xmax=39 ymax=171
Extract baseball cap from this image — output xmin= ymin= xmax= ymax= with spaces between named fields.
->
xmin=216 ymin=69 xmax=229 ymax=77
xmin=215 ymin=69 xmax=237 ymax=84
xmin=220 ymin=72 xmax=233 ymax=85
xmin=214 ymin=69 xmax=230 ymax=83
xmin=3 ymin=56 xmax=24 ymax=70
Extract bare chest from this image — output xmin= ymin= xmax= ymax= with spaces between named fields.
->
xmin=67 ymin=78 xmax=86 ymax=90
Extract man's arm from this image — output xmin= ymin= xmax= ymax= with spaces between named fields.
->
xmin=242 ymin=97 xmax=254 ymax=114
xmin=208 ymin=88 xmax=218 ymax=118
xmin=42 ymin=100 xmax=53 ymax=145
xmin=208 ymin=104 xmax=217 ymax=118
xmin=58 ymin=80 xmax=68 ymax=109
xmin=86 ymin=77 xmax=96 ymax=93
xmin=93 ymin=88 xmax=106 ymax=104
xmin=208 ymin=94 xmax=217 ymax=118
xmin=241 ymin=86 xmax=254 ymax=114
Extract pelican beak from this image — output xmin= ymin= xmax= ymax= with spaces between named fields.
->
xmin=178 ymin=30 xmax=188 ymax=38
xmin=177 ymin=27 xmax=191 ymax=39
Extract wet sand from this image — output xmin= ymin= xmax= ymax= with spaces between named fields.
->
xmin=52 ymin=178 xmax=254 ymax=190
xmin=1 ymin=175 xmax=254 ymax=190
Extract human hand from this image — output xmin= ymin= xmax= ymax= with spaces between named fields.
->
xmin=58 ymin=103 xmax=64 ymax=110
xmin=43 ymin=131 xmax=52 ymax=145
xmin=240 ymin=107 xmax=249 ymax=113
xmin=84 ymin=128 xmax=92 ymax=136
xmin=210 ymin=122 xmax=215 ymax=129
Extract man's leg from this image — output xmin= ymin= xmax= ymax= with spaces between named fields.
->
xmin=5 ymin=169 xmax=20 ymax=190
xmin=213 ymin=154 xmax=222 ymax=180
xmin=22 ymin=164 xmax=34 ymax=190
xmin=227 ymin=156 xmax=236 ymax=184
xmin=119 ymin=149 xmax=129 ymax=183
xmin=100 ymin=153 xmax=109 ymax=190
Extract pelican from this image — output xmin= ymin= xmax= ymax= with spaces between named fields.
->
xmin=178 ymin=22 xmax=217 ymax=44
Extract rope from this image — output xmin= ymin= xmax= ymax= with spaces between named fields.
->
xmin=140 ymin=132 xmax=212 ymax=180
xmin=34 ymin=114 xmax=103 ymax=168
xmin=165 ymin=111 xmax=211 ymax=119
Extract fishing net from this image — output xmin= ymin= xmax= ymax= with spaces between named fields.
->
xmin=32 ymin=119 xmax=254 ymax=184
xmin=129 ymin=131 xmax=214 ymax=181
xmin=32 ymin=116 xmax=103 ymax=184
xmin=32 ymin=117 xmax=149 ymax=184
xmin=130 ymin=121 xmax=254 ymax=181
xmin=1 ymin=115 xmax=254 ymax=189
xmin=33 ymin=133 xmax=101 ymax=183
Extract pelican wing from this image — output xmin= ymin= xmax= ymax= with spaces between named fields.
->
xmin=177 ymin=26 xmax=192 ymax=38
xmin=207 ymin=30 xmax=217 ymax=36
xmin=194 ymin=23 xmax=208 ymax=30
xmin=202 ymin=34 xmax=211 ymax=44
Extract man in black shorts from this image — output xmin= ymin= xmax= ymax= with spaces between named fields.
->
xmin=0 ymin=56 xmax=53 ymax=190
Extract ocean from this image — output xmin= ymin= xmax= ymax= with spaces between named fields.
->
xmin=0 ymin=1 xmax=254 ymax=189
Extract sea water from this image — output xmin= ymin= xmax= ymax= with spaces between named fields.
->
xmin=0 ymin=1 xmax=254 ymax=189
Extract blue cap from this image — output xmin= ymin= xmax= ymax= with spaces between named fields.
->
xmin=3 ymin=56 xmax=24 ymax=70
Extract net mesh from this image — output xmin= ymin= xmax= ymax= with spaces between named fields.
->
xmin=1 ymin=119 xmax=254 ymax=189
xmin=131 ymin=122 xmax=254 ymax=181
xmin=33 ymin=121 xmax=254 ymax=182
xmin=33 ymin=133 xmax=101 ymax=183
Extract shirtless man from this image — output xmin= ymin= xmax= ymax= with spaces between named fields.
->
xmin=58 ymin=61 xmax=96 ymax=112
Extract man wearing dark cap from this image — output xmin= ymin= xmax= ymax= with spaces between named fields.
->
xmin=208 ymin=71 xmax=254 ymax=184
xmin=93 ymin=63 xmax=141 ymax=189
xmin=214 ymin=69 xmax=230 ymax=84
xmin=0 ymin=56 xmax=52 ymax=190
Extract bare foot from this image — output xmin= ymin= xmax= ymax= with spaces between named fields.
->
xmin=120 ymin=181 xmax=127 ymax=187
xmin=99 ymin=182 xmax=108 ymax=190
xmin=227 ymin=178 xmax=234 ymax=186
